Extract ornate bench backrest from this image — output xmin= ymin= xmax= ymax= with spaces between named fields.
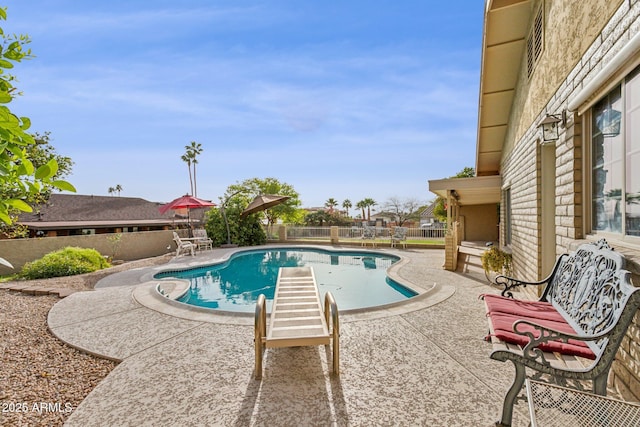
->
xmin=545 ymin=239 xmax=640 ymax=357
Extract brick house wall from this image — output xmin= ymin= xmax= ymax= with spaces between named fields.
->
xmin=499 ymin=0 xmax=640 ymax=400
xmin=501 ymin=124 xmax=540 ymax=281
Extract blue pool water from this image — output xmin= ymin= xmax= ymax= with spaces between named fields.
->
xmin=155 ymin=247 xmax=416 ymax=312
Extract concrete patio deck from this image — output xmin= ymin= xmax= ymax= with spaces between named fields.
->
xmin=48 ymin=246 xmax=531 ymax=426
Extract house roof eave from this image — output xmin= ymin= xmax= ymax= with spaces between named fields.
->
xmin=476 ymin=0 xmax=532 ymax=176
xmin=21 ymin=219 xmax=191 ymax=231
xmin=428 ymin=175 xmax=502 ymax=206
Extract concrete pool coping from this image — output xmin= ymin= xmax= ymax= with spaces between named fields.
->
xmin=47 ymin=245 xmax=533 ymax=426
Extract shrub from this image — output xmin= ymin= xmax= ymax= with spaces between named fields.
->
xmin=20 ymin=247 xmax=110 ymax=280
xmin=205 ymin=206 xmax=266 ymax=247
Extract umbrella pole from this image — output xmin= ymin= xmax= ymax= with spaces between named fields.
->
xmin=222 ymin=204 xmax=232 ymax=245
xmin=220 ymin=190 xmax=245 ymax=247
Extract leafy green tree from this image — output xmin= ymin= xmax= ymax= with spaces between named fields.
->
xmin=433 ymin=167 xmax=475 ymax=222
xmin=304 ymin=210 xmax=332 ymax=226
xmin=455 ymin=167 xmax=475 ymax=178
xmin=225 ymin=177 xmax=301 ymax=228
xmin=26 ymin=132 xmax=73 ymax=182
xmin=304 ymin=210 xmax=350 ymax=226
xmin=0 ymin=13 xmax=75 ymax=226
xmin=281 ymin=208 xmax=306 ymax=225
xmin=1 ymin=133 xmax=74 ymax=238
xmin=2 ymin=132 xmax=73 ymax=204
xmin=433 ymin=198 xmax=447 ymax=222
xmin=205 ymin=205 xmax=266 ymax=247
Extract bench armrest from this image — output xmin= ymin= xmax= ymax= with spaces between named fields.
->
xmin=495 ymin=275 xmax=550 ymax=298
xmin=512 ymin=319 xmax=608 ymax=365
xmin=496 ymin=253 xmax=569 ymax=299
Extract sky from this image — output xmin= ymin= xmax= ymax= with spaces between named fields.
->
xmin=3 ymin=1 xmax=483 ymax=208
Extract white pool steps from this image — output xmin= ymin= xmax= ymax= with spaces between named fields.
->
xmin=254 ymin=266 xmax=339 ymax=379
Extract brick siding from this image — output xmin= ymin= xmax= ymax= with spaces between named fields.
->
xmin=503 ymin=0 xmax=640 ymax=400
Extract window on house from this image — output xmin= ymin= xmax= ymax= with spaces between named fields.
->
xmin=590 ymin=66 xmax=640 ymax=237
xmin=526 ymin=4 xmax=544 ymax=78
xmin=504 ymin=188 xmax=512 ymax=245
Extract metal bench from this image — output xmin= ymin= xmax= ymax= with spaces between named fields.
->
xmin=481 ymin=239 xmax=640 ymax=427
xmin=254 ymin=266 xmax=339 ymax=380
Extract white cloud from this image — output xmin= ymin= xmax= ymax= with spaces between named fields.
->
xmin=5 ymin=0 xmax=483 ymax=207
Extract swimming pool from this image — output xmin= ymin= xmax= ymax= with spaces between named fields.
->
xmin=154 ymin=247 xmax=417 ymax=312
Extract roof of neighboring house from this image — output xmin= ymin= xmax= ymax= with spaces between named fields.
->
xmin=17 ymin=194 xmax=206 ymax=229
xmin=421 ymin=201 xmax=437 ymax=217
xmin=370 ymin=211 xmax=393 ymax=219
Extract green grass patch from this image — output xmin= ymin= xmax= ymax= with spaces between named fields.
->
xmin=0 ymin=274 xmax=19 ymax=282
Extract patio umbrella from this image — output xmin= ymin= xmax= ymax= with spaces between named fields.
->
xmin=159 ymin=194 xmax=216 ymax=214
xmin=240 ymin=194 xmax=290 ymax=217
xmin=159 ymin=195 xmax=216 ymax=229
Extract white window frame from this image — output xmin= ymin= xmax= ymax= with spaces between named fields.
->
xmin=586 ymin=66 xmax=640 ymax=244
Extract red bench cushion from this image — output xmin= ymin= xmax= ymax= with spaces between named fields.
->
xmin=483 ymin=294 xmax=595 ymax=360
xmin=483 ymin=294 xmax=565 ymax=322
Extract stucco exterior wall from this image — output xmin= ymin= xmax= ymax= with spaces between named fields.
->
xmin=459 ymin=204 xmax=499 ymax=242
xmin=504 ymin=0 xmax=622 ymax=153
xmin=499 ymin=0 xmax=640 ymax=402
xmin=0 ymin=230 xmax=176 ymax=275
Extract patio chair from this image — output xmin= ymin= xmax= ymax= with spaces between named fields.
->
xmin=390 ymin=227 xmax=407 ymax=249
xmin=173 ymin=232 xmax=196 ymax=256
xmin=360 ymin=226 xmax=377 ymax=247
xmin=193 ymin=228 xmax=213 ymax=250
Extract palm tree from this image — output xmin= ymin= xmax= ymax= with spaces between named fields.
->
xmin=356 ymin=200 xmax=366 ymax=220
xmin=181 ymin=151 xmax=194 ymax=195
xmin=363 ymin=198 xmax=377 ymax=221
xmin=181 ymin=141 xmax=203 ymax=196
xmin=108 ymin=185 xmax=123 ymax=196
xmin=325 ymin=198 xmax=338 ymax=213
xmin=342 ymin=199 xmax=352 ymax=217
xmin=185 ymin=141 xmax=203 ymax=197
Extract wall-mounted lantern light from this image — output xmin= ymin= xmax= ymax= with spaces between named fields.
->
xmin=539 ymin=110 xmax=566 ymax=144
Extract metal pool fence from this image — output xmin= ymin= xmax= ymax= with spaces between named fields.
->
xmin=263 ymin=225 xmax=445 ymax=246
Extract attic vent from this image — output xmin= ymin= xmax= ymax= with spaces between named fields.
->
xmin=526 ymin=4 xmax=544 ymax=78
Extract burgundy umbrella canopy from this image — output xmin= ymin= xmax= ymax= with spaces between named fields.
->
xmin=159 ymin=195 xmax=216 ymax=215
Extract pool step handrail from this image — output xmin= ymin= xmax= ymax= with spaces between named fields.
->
xmin=254 ymin=266 xmax=339 ymax=380
xmin=324 ymin=291 xmax=339 ymax=374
